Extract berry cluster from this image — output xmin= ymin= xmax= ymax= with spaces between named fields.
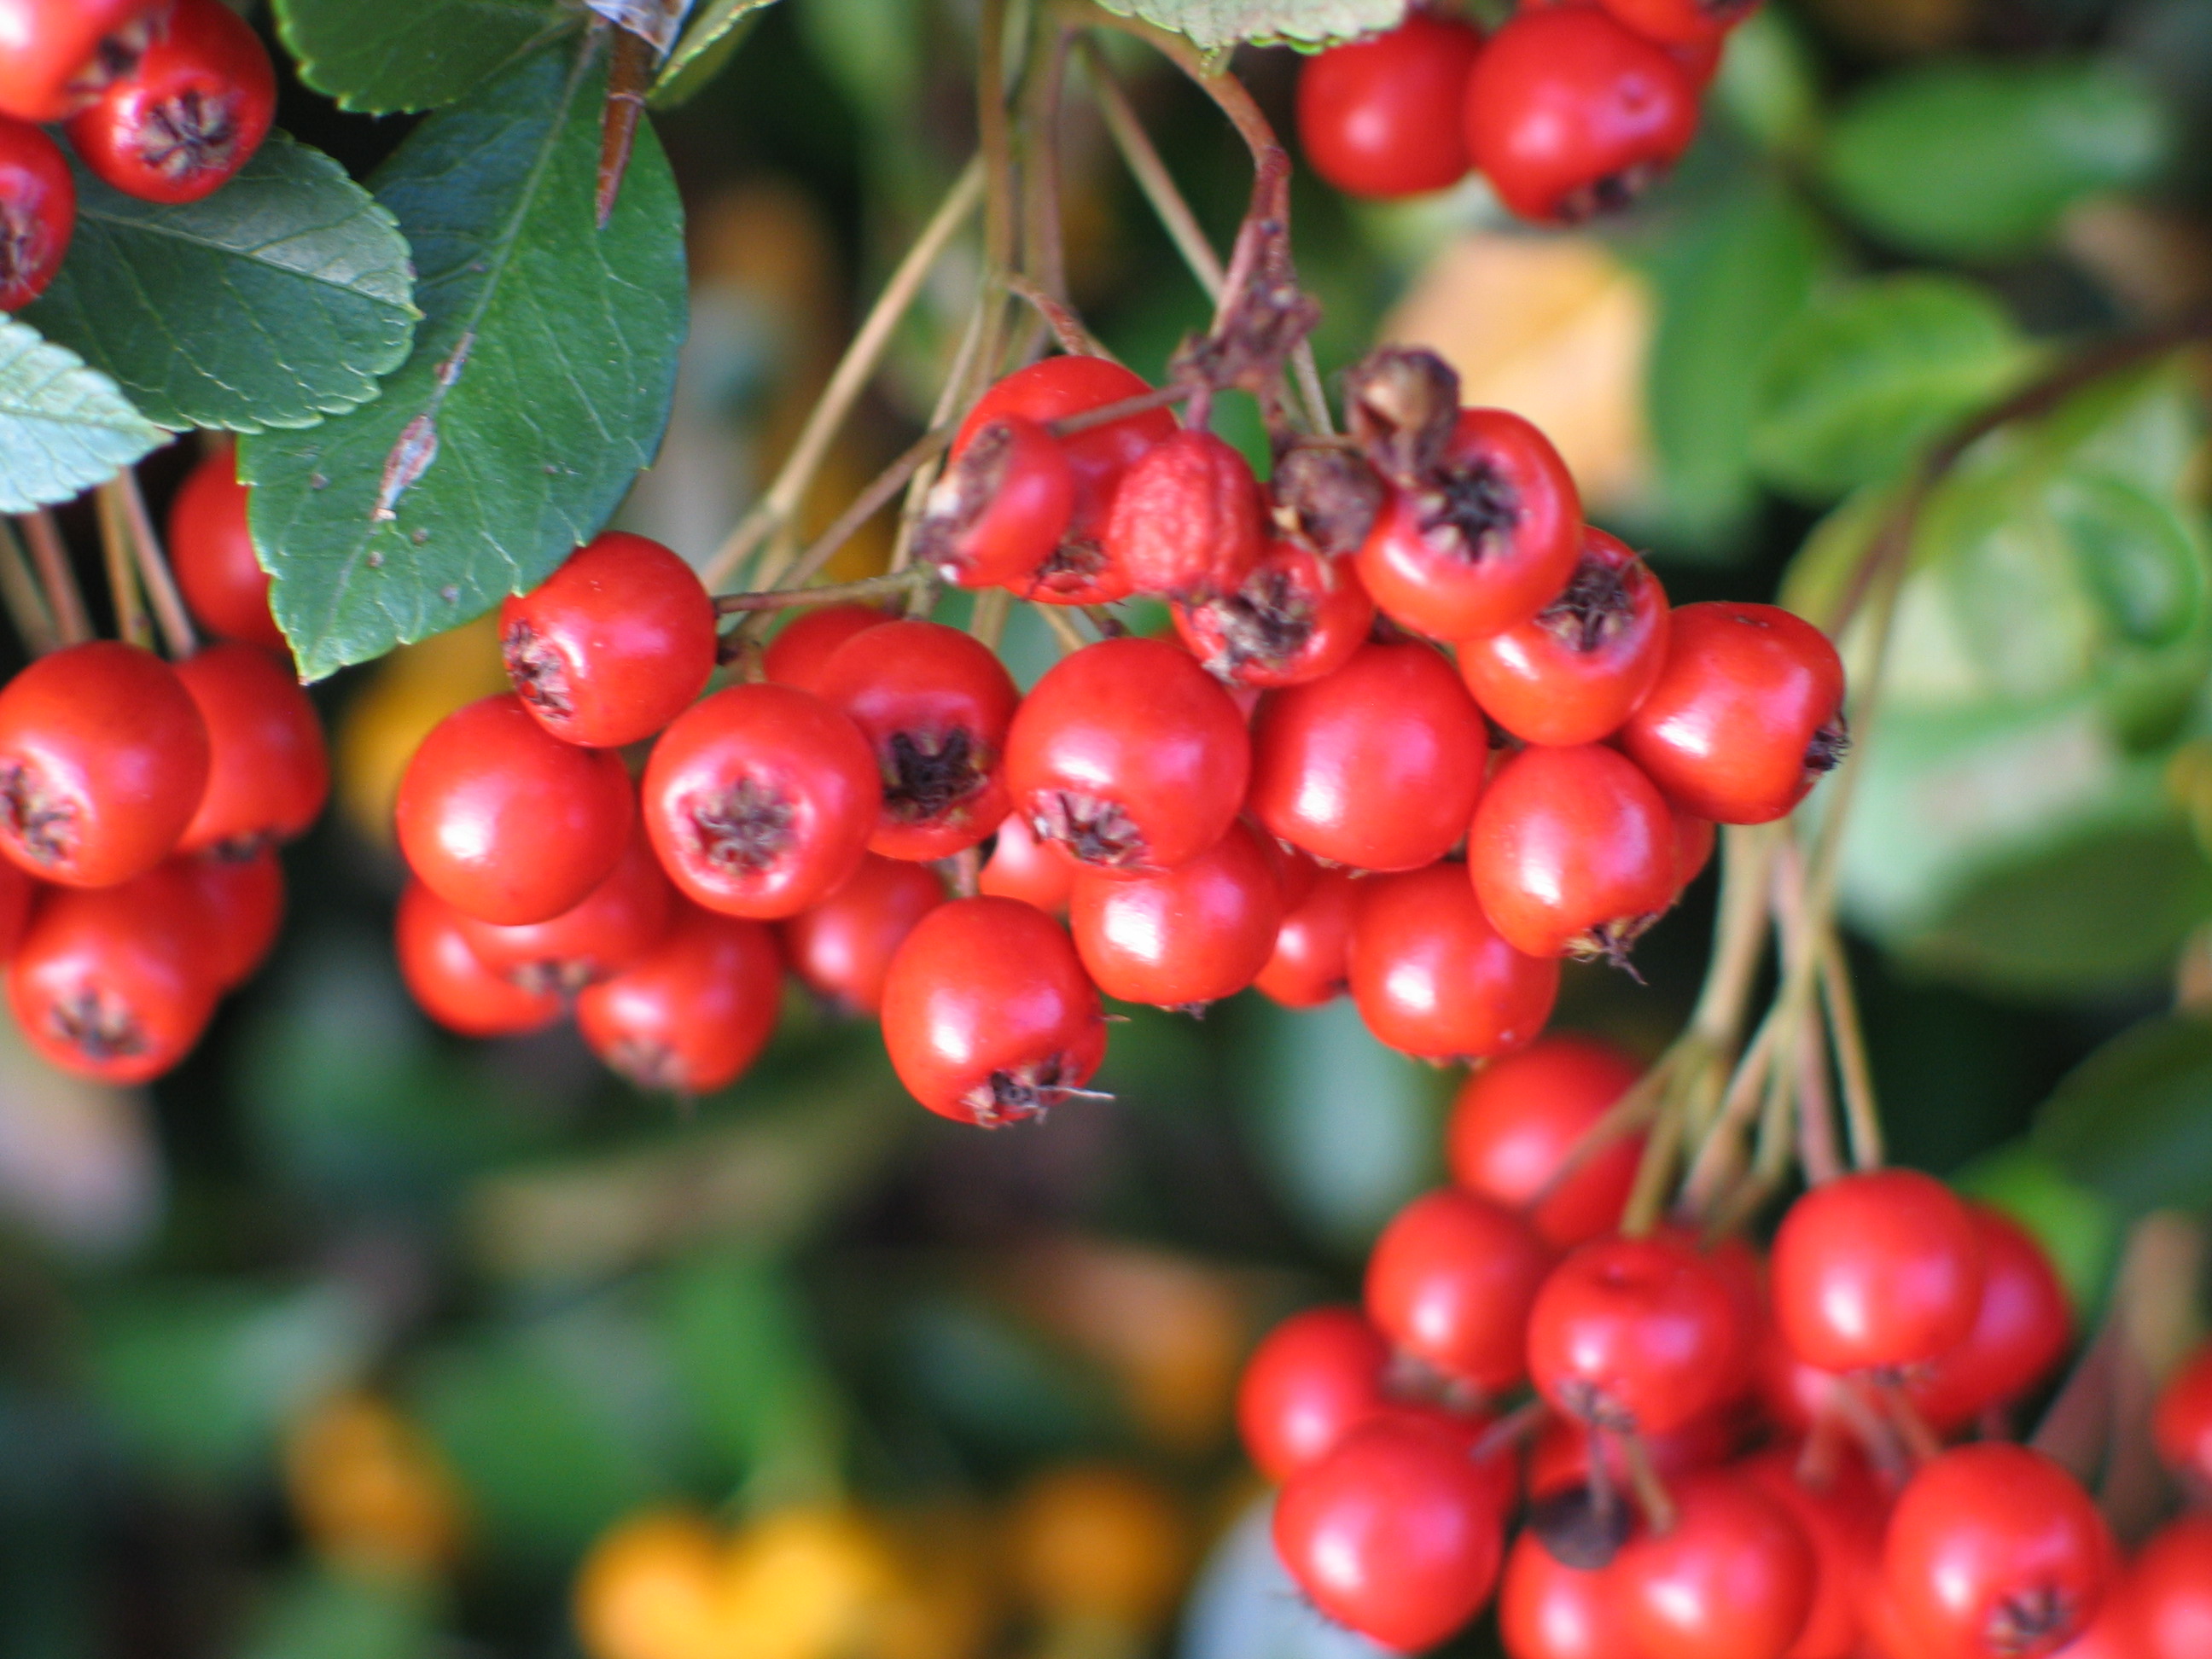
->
xmin=0 ymin=0 xmax=276 ymax=310
xmin=1297 ymin=0 xmax=1755 ymax=221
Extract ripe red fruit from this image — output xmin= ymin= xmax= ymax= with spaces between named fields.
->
xmin=1469 ymin=742 xmax=1679 ymax=963
xmin=1248 ymin=643 xmax=1488 ymax=872
xmin=1620 ymin=602 xmax=1848 ymax=825
xmin=0 ymin=0 xmax=163 ymax=121
xmin=166 ymin=445 xmax=286 ymax=651
xmin=1447 ymin=1034 xmax=1644 ymax=1249
xmin=1738 ymin=1451 xmax=1887 ymax=1659
xmin=1103 ymin=428 xmax=1266 ymax=601
xmin=1672 ymin=808 xmax=1716 ymax=893
xmin=816 ymin=620 xmax=1021 ymax=861
xmin=1499 ymin=1528 xmax=1641 ymax=1659
xmin=573 ymin=904 xmax=783 ymax=1094
xmin=1173 ymin=541 xmax=1375 ymax=690
xmin=760 ymin=602 xmax=889 ymax=694
xmin=1236 ymin=1305 xmax=1393 ymax=1482
xmin=1905 ymin=1206 xmax=2070 ymax=1435
xmin=0 ymin=115 xmax=72 ymax=310
xmin=1004 ymin=636 xmax=1249 ymax=875
xmin=1068 ymin=819 xmax=1281 ymax=1010
xmin=1272 ymin=1414 xmax=1509 ymax=1651
xmin=394 ymin=880 xmax=561 ymax=1039
xmin=2133 ymin=1514 xmax=2212 ymax=1659
xmin=1879 ymin=1444 xmax=2112 ymax=1659
xmin=913 ymin=415 xmax=1074 ymax=590
xmin=1295 ymin=15 xmax=1485 ymax=198
xmin=0 ymin=856 xmax=32 ymax=959
xmin=1365 ymin=1187 xmax=1553 ymax=1393
xmin=499 ymin=532 xmax=718 ymax=749
xmin=9 ymin=862 xmax=218 ymax=1082
xmin=1458 ymin=528 xmax=1669 ymax=746
xmin=779 ymin=853 xmax=945 ymax=1016
xmin=1254 ymin=864 xmax=1360 ymax=1009
xmin=878 ymin=896 xmax=1106 ymax=1126
xmin=0 ymin=640 xmax=211 ymax=889
xmin=395 ymin=694 xmax=633 ymax=926
xmin=1528 ymin=1233 xmax=1743 ymax=1435
xmin=1357 ymin=409 xmax=1583 ymax=641
xmin=1769 ymin=1168 xmax=1984 ymax=1373
xmin=1599 ymin=0 xmax=1760 ymax=49
xmin=2153 ymin=1341 xmax=2212 ymax=1488
xmin=1347 ymin=862 xmax=1559 ymax=1061
xmin=456 ymin=823 xmax=675 ymax=996
xmin=172 ymin=643 xmax=328 ymax=854
xmin=66 ymin=0 xmax=275 ymax=203
xmin=977 ymin=812 xmax=1074 ymax=913
xmin=1464 ymin=6 xmax=1701 ymax=224
xmin=1614 ymin=1472 xmax=1817 ymax=1659
xmin=641 ymin=682 xmax=880 ymax=920
xmin=177 ymin=847 xmax=282 ymax=989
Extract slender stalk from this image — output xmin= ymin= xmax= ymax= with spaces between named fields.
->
xmin=1030 ymin=600 xmax=1087 ymax=654
xmin=1019 ymin=19 xmax=1072 ymax=306
xmin=1078 ymin=35 xmax=1224 ymax=299
xmin=893 ymin=286 xmax=998 ymax=573
xmin=0 ymin=521 xmax=58 ymax=656
xmin=19 ymin=510 xmax=90 ymax=645
xmin=1819 ymin=932 xmax=1883 ymax=1170
xmin=974 ymin=0 xmax=1019 ymax=387
xmin=734 ymin=426 xmax=952 ymax=618
xmin=1618 ymin=1431 xmax=1679 ymax=1537
xmin=94 ymin=486 xmax=153 ymax=649
xmin=106 ymin=474 xmax=197 ymax=659
xmin=1795 ymin=1016 xmax=1843 ymax=1187
xmin=968 ymin=586 xmax=1011 ymax=649
xmin=714 ymin=567 xmax=937 ymax=614
xmin=1006 ymin=272 xmax=1113 ymax=358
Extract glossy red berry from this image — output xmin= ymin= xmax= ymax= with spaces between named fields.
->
xmin=66 ymin=0 xmax=275 ymax=203
xmin=1347 ymin=862 xmax=1560 ymax=1061
xmin=1296 ymin=15 xmax=1485 ymax=199
xmin=1173 ymin=540 xmax=1375 ymax=690
xmin=1254 ymin=864 xmax=1360 ymax=1009
xmin=1458 ymin=528 xmax=1669 ymax=746
xmin=0 ymin=0 xmax=164 ymax=121
xmin=879 ymin=896 xmax=1107 ymax=1126
xmin=641 ymin=682 xmax=880 ymax=920
xmin=977 ymin=811 xmax=1074 ymax=914
xmin=1614 ymin=1471 xmax=1817 ymax=1659
xmin=1770 ymin=1169 xmax=1984 ymax=1373
xmin=1620 ymin=602 xmax=1848 ymax=826
xmin=0 ymin=855 xmax=32 ymax=959
xmin=1068 ymin=818 xmax=1280 ymax=1010
xmin=1879 ymin=1444 xmax=2112 ymax=1659
xmin=1738 ymin=1451 xmax=1888 ymax=1659
xmin=2153 ymin=1341 xmax=2212 ymax=1489
xmin=760 ymin=602 xmax=889 ymax=695
xmin=573 ymin=903 xmax=783 ymax=1095
xmin=1447 ymin=1034 xmax=1644 ymax=1249
xmin=1464 ymin=6 xmax=1702 ymax=224
xmin=0 ymin=114 xmax=72 ymax=310
xmin=1237 ymin=1305 xmax=1394 ymax=1482
xmin=914 ymin=415 xmax=1074 ymax=590
xmin=1905 ymin=1205 xmax=2071 ymax=1435
xmin=1358 ymin=409 xmax=1583 ymax=641
xmin=0 ymin=640 xmax=210 ymax=889
xmin=1499 ymin=1528 xmax=1639 ymax=1659
xmin=457 ymin=822 xmax=675 ymax=996
xmin=1103 ymin=428 xmax=1266 ymax=602
xmin=393 ymin=880 xmax=561 ymax=1039
xmin=177 ymin=846 xmax=282 ymax=989
xmin=1673 ymin=808 xmax=1716 ymax=894
xmin=1248 ymin=643 xmax=1488 ymax=872
xmin=779 ymin=853 xmax=945 ymax=1016
xmin=2133 ymin=1514 xmax=2212 ymax=1659
xmin=1599 ymin=0 xmax=1760 ymax=49
xmin=1365 ymin=1187 xmax=1553 ymax=1394
xmin=172 ymin=643 xmax=328 ymax=854
xmin=499 ymin=532 xmax=717 ymax=749
xmin=1469 ymin=742 xmax=1679 ymax=963
xmin=1272 ymin=1413 xmax=1509 ymax=1652
xmin=1528 ymin=1233 xmax=1743 ymax=1435
xmin=1004 ymin=636 xmax=1249 ymax=875
xmin=396 ymin=694 xmax=633 ymax=926
xmin=166 ymin=444 xmax=286 ymax=651
xmin=816 ymin=620 xmax=1021 ymax=861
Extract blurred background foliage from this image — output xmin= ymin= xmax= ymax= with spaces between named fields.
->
xmin=10 ymin=0 xmax=2212 ymax=1654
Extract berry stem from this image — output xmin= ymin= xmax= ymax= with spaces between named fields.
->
xmin=1077 ymin=34 xmax=1225 ymax=299
xmin=892 ymin=285 xmax=998 ymax=574
xmin=1794 ymin=1013 xmax=1844 ymax=1188
xmin=1018 ymin=16 xmax=1073 ymax=308
xmin=17 ymin=509 xmax=91 ymax=646
xmin=92 ymin=481 xmax=154 ymax=650
xmin=1029 ymin=600 xmax=1088 ymax=655
xmin=713 ymin=566 xmax=937 ymax=615
xmin=1005 ymin=271 xmax=1111 ymax=358
xmin=0 ymin=520 xmax=59 ymax=656
xmin=1819 ymin=930 xmax=1883 ymax=1171
xmin=106 ymin=472 xmax=197 ymax=660
xmin=968 ymin=587 xmax=1010 ymax=649
xmin=732 ymin=425 xmax=953 ymax=625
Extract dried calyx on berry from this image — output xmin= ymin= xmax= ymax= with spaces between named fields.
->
xmin=1272 ymin=440 xmax=1383 ymax=556
xmin=1345 ymin=346 xmax=1461 ymax=486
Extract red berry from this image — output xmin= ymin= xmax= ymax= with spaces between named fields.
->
xmin=1619 ymin=602 xmax=1848 ymax=826
xmin=878 ymin=896 xmax=1106 ymax=1126
xmin=66 ymin=0 xmax=275 ymax=203
xmin=1464 ymin=7 xmax=1702 ymax=224
xmin=1528 ymin=1233 xmax=1743 ymax=1435
xmin=1272 ymin=1413 xmax=1509 ymax=1651
xmin=1365 ymin=1187 xmax=1553 ymax=1394
xmin=1237 ymin=1305 xmax=1394 ymax=1482
xmin=1458 ymin=528 xmax=1669 ymax=746
xmin=816 ymin=619 xmax=1021 ymax=861
xmin=1254 ymin=864 xmax=1360 ymax=1009
xmin=166 ymin=444 xmax=286 ymax=651
xmin=1672 ymin=807 xmax=1716 ymax=893
xmin=2154 ymin=1342 xmax=2212 ymax=1490
xmin=1173 ymin=540 xmax=1375 ymax=690
xmin=573 ymin=903 xmax=783 ymax=1094
xmin=0 ymin=114 xmax=72 ymax=310
xmin=1347 ymin=862 xmax=1560 ymax=1061
xmin=0 ymin=640 xmax=211 ymax=889
xmin=176 ymin=846 xmax=282 ymax=989
xmin=760 ymin=602 xmax=889 ymax=695
xmin=1598 ymin=0 xmax=1759 ymax=49
xmin=1248 ymin=643 xmax=1488 ymax=872
xmin=1499 ymin=1528 xmax=1640 ymax=1659
xmin=1103 ymin=428 xmax=1266 ymax=602
xmin=914 ymin=415 xmax=1074 ymax=590
xmin=0 ymin=0 xmax=164 ymax=122
xmin=394 ymin=880 xmax=562 ymax=1039
xmin=456 ymin=822 xmax=675 ymax=996
xmin=1879 ymin=1444 xmax=2112 ymax=1659
xmin=396 ymin=694 xmax=633 ymax=926
xmin=1904 ymin=1205 xmax=2071 ymax=1435
xmin=779 ymin=853 xmax=945 ymax=1016
xmin=1068 ymin=818 xmax=1281 ymax=1010
xmin=1004 ymin=636 xmax=1249 ymax=875
xmin=1447 ymin=1033 xmax=1644 ymax=1249
xmin=641 ymin=682 xmax=880 ymax=920
xmin=1469 ymin=742 xmax=1679 ymax=963
xmin=1770 ymin=1169 xmax=1984 ymax=1373
xmin=1738 ymin=1450 xmax=1888 ymax=1659
xmin=499 ymin=532 xmax=718 ymax=749
xmin=1357 ymin=408 xmax=1584 ymax=641
xmin=1614 ymin=1471 xmax=1817 ymax=1659
xmin=0 ymin=854 xmax=32 ymax=959
xmin=172 ymin=643 xmax=328 ymax=854
xmin=1296 ymin=15 xmax=1485 ymax=198
xmin=2133 ymin=1514 xmax=2212 ymax=1659
xmin=977 ymin=811 xmax=1074 ymax=914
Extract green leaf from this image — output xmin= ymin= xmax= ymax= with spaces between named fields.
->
xmin=236 ymin=1573 xmax=439 ymax=1659
xmin=651 ymin=0 xmax=776 ymax=108
xmin=2035 ymin=1016 xmax=2212 ymax=1215
xmin=21 ymin=133 xmax=417 ymax=434
xmin=1751 ymin=275 xmax=2032 ymax=499
xmin=1091 ymin=0 xmax=1406 ymax=49
xmin=273 ymin=0 xmax=580 ymax=114
xmin=1821 ymin=61 xmax=2170 ymax=259
xmin=1954 ymin=1143 xmax=2121 ymax=1315
xmin=240 ymin=44 xmax=688 ymax=681
xmin=0 ymin=317 xmax=165 ymax=512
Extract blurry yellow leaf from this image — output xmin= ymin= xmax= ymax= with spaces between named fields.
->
xmin=284 ymin=1392 xmax=467 ymax=1580
xmin=1004 ymin=1464 xmax=1191 ymax=1630
xmin=722 ymin=1508 xmax=904 ymax=1659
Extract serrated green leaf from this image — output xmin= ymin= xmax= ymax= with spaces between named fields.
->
xmin=1821 ymin=62 xmax=2170 ymax=259
xmin=273 ymin=0 xmax=580 ymax=114
xmin=651 ymin=0 xmax=775 ymax=107
xmin=21 ymin=133 xmax=418 ymax=434
xmin=1092 ymin=0 xmax=1404 ymax=49
xmin=239 ymin=44 xmax=688 ymax=682
xmin=0 ymin=317 xmax=165 ymax=512
xmin=2035 ymin=1016 xmax=2212 ymax=1214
